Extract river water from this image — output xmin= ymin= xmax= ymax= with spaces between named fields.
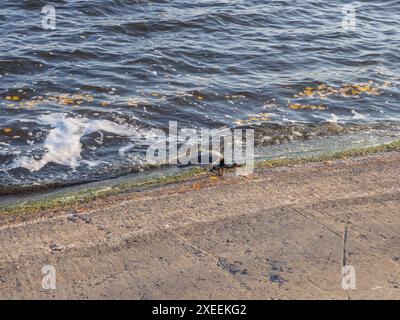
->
xmin=0 ymin=0 xmax=399 ymax=192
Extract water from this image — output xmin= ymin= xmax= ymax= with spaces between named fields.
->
xmin=0 ymin=0 xmax=399 ymax=192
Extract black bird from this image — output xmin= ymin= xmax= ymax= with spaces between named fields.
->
xmin=178 ymin=149 xmax=225 ymax=176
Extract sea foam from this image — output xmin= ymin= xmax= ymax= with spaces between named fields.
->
xmin=12 ymin=113 xmax=142 ymax=172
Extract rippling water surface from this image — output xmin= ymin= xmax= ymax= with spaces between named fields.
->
xmin=1 ymin=0 xmax=399 ymax=191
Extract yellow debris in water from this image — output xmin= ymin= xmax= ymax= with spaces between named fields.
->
xmin=5 ymin=96 xmax=20 ymax=101
xmin=2 ymin=93 xmax=100 ymax=109
xmin=3 ymin=128 xmax=12 ymax=134
xmin=234 ymin=113 xmax=271 ymax=125
xmin=352 ymin=84 xmax=370 ymax=92
xmin=289 ymin=103 xmax=327 ymax=111
xmin=294 ymin=82 xmax=381 ymax=100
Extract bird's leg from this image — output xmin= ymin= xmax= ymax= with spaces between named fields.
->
xmin=210 ymin=165 xmax=221 ymax=176
xmin=217 ymin=158 xmax=225 ymax=177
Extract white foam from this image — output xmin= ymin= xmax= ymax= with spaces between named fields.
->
xmin=351 ymin=110 xmax=368 ymax=120
xmin=12 ymin=113 xmax=143 ymax=172
xmin=119 ymin=143 xmax=135 ymax=157
xmin=327 ymin=113 xmax=339 ymax=123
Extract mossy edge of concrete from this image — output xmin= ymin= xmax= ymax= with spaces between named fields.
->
xmin=1 ymin=140 xmax=399 ymax=216
xmin=256 ymin=139 xmax=400 ymax=169
xmin=0 ymin=167 xmax=204 ymax=217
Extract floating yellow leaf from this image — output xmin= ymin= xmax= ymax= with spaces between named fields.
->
xmin=352 ymin=84 xmax=370 ymax=92
xmin=3 ymin=128 xmax=12 ymax=134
